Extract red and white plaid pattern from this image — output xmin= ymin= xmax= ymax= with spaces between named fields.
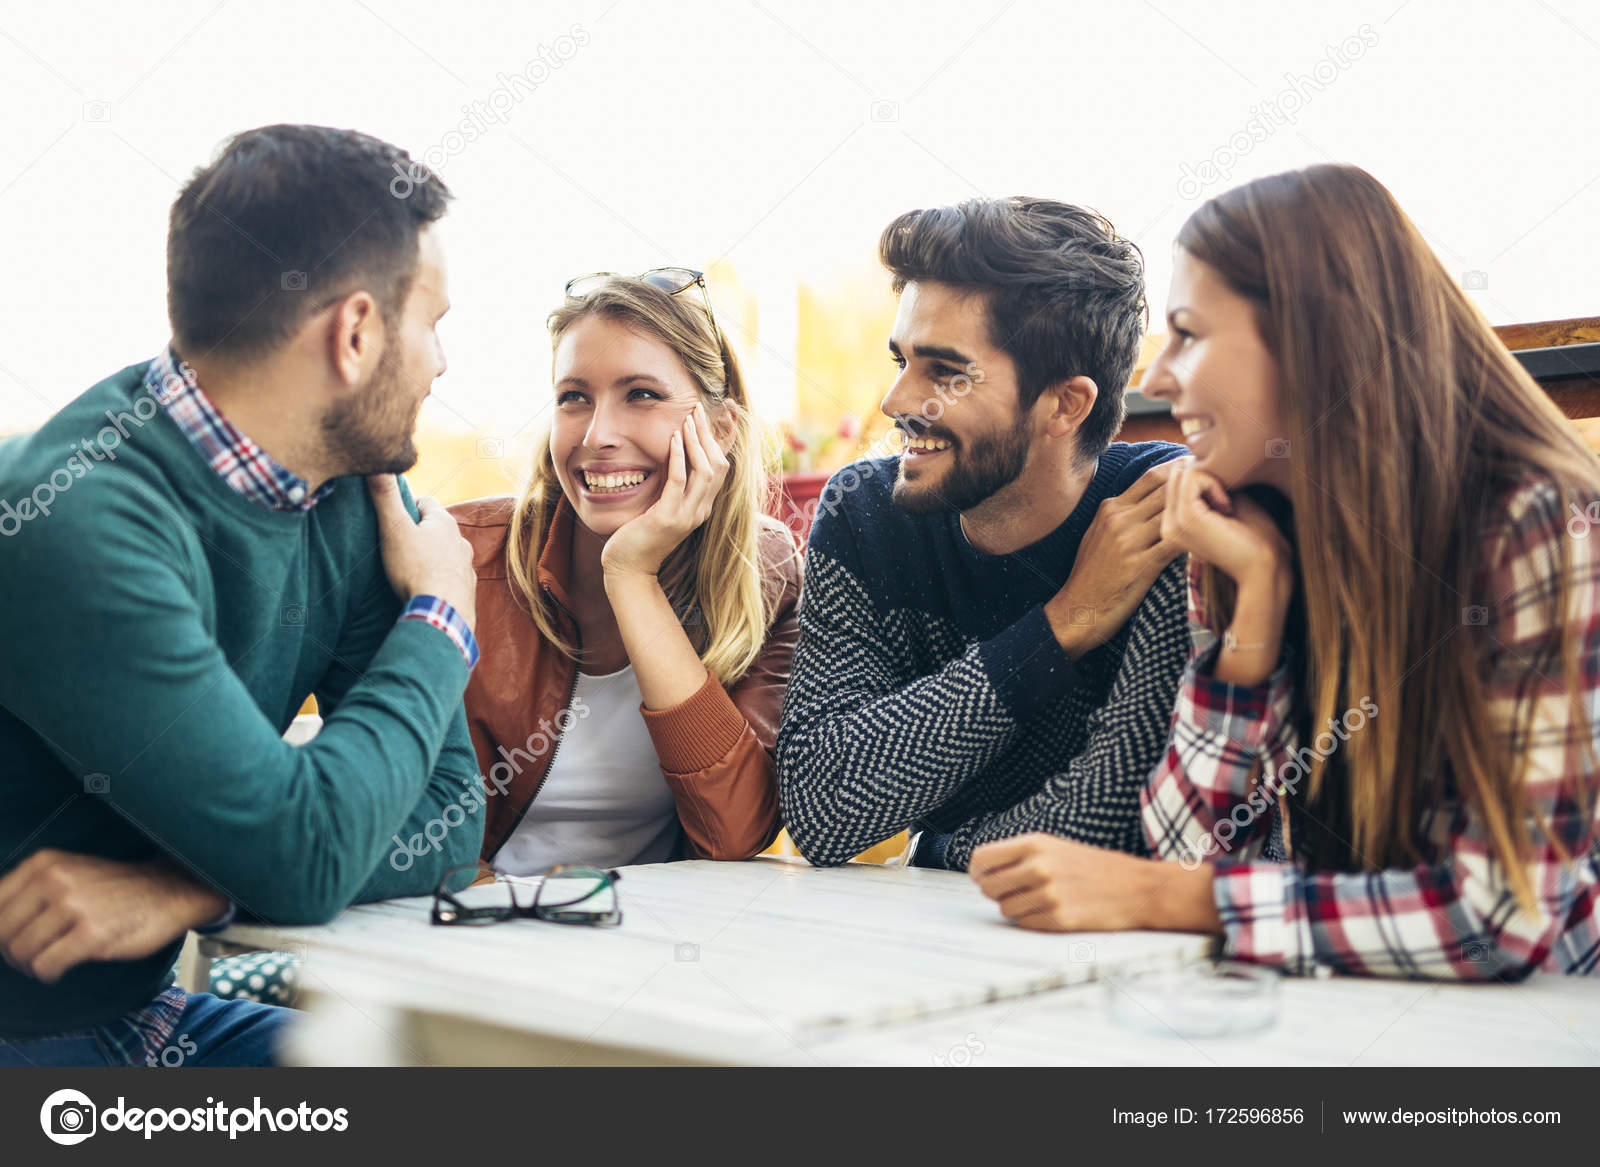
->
xmin=1142 ymin=473 xmax=1600 ymax=979
xmin=145 ymin=347 xmax=332 ymax=512
xmin=399 ymin=594 xmax=479 ymax=669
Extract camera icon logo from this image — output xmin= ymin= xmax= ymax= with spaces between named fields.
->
xmin=281 ymin=270 xmax=308 ymax=292
xmin=82 ymin=100 xmax=111 ymax=122
xmin=1266 ymin=438 xmax=1291 ymax=459
xmin=40 ymin=1088 xmax=97 ymax=1145
xmin=476 ymin=437 xmax=504 ymax=459
xmin=1069 ymin=604 xmax=1095 ymax=627
xmin=1462 ymin=605 xmax=1488 ymax=626
xmin=84 ymin=772 xmax=111 ymax=795
xmin=279 ymin=603 xmax=307 ymax=626
xmin=869 ymin=99 xmax=900 ymax=122
xmin=674 ymin=942 xmax=700 ymax=963
xmin=1461 ymin=270 xmax=1489 ymax=291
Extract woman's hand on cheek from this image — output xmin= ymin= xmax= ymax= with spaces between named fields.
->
xmin=1160 ymin=459 xmax=1290 ymax=588
xmin=601 ymin=400 xmax=731 ymax=579
xmin=1161 ymin=459 xmax=1294 ymax=686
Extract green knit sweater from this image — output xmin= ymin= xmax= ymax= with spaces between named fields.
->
xmin=0 ymin=361 xmax=483 ymax=1036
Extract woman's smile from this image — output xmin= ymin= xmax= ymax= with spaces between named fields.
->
xmin=576 ymin=463 xmax=656 ymax=501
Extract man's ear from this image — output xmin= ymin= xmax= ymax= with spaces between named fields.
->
xmin=1039 ymin=375 xmax=1097 ymax=439
xmin=328 ymin=291 xmax=381 ymax=386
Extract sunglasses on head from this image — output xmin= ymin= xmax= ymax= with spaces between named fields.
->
xmin=564 ymin=266 xmax=720 ymax=344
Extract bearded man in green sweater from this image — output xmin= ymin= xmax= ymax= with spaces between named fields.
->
xmin=0 ymin=125 xmax=484 ymax=1066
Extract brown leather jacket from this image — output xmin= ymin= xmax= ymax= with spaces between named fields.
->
xmin=448 ymin=494 xmax=800 ymax=864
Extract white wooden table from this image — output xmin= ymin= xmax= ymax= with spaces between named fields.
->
xmin=803 ymin=968 xmax=1600 ymax=1066
xmin=209 ymin=855 xmax=1600 ymax=1066
xmin=213 ymin=855 xmax=1212 ymax=1065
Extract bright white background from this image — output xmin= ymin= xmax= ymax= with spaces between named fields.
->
xmin=1 ymin=0 xmax=1596 ymax=441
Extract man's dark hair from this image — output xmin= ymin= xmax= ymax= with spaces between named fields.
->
xmin=878 ymin=196 xmax=1147 ymax=460
xmin=167 ymin=124 xmax=452 ymax=361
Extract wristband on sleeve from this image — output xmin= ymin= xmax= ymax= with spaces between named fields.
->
xmin=399 ymin=594 xmax=480 ymax=668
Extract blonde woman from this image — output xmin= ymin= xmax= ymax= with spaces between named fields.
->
xmin=971 ymin=166 xmax=1600 ymax=980
xmin=451 ymin=270 xmax=799 ymax=873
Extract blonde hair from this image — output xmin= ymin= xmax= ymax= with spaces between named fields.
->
xmin=508 ymin=276 xmax=787 ymax=685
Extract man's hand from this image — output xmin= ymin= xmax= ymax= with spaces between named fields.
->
xmin=367 ymin=474 xmax=477 ymax=631
xmin=969 ymin=833 xmax=1222 ymax=935
xmin=0 ymin=850 xmax=229 ymax=984
xmin=1044 ymin=459 xmax=1183 ymax=657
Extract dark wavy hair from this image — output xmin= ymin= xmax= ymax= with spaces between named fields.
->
xmin=878 ymin=196 xmax=1147 ymax=460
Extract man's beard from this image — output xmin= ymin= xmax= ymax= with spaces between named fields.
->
xmin=891 ymin=413 xmax=1032 ymax=515
xmin=321 ymin=343 xmax=421 ymax=478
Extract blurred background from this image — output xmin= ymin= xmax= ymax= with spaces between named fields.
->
xmin=2 ymin=0 xmax=1597 ymax=488
xmin=3 ymin=1 xmax=1597 ymax=859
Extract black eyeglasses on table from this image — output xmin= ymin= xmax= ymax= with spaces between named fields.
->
xmin=430 ymin=862 xmax=623 ymax=927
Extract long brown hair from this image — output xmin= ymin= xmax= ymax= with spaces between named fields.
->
xmin=1178 ymin=164 xmax=1600 ymax=906
xmin=507 ymin=277 xmax=787 ymax=685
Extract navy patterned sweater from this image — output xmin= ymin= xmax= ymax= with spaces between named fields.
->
xmin=777 ymin=441 xmax=1191 ymax=870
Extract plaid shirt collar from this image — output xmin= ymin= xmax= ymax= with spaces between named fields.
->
xmin=145 ymin=346 xmax=334 ymax=513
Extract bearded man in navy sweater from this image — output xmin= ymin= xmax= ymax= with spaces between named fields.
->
xmin=778 ymin=198 xmax=1191 ymax=872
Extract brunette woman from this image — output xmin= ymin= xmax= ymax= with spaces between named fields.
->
xmin=971 ymin=165 xmax=1600 ymax=980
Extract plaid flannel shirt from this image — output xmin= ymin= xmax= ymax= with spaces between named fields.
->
xmin=147 ymin=347 xmax=478 ymax=668
xmin=1142 ymin=473 xmax=1600 ymax=980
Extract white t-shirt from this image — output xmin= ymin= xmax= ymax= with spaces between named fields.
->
xmin=490 ymin=664 xmax=680 ymax=875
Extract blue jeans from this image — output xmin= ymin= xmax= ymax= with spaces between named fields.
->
xmin=909 ymin=831 xmax=954 ymax=870
xmin=0 ymin=991 xmax=290 ymax=1067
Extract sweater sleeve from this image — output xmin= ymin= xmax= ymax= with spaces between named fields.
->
xmin=0 ymin=478 xmax=472 ymax=926
xmin=326 ymin=478 xmax=486 ymax=902
xmin=1151 ymin=481 xmax=1600 ymax=980
xmin=1140 ymin=558 xmax=1299 ymax=867
xmin=637 ymin=529 xmax=799 ymax=860
xmin=940 ymin=557 xmax=1191 ymax=869
xmin=776 ymin=477 xmax=1084 ymax=867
